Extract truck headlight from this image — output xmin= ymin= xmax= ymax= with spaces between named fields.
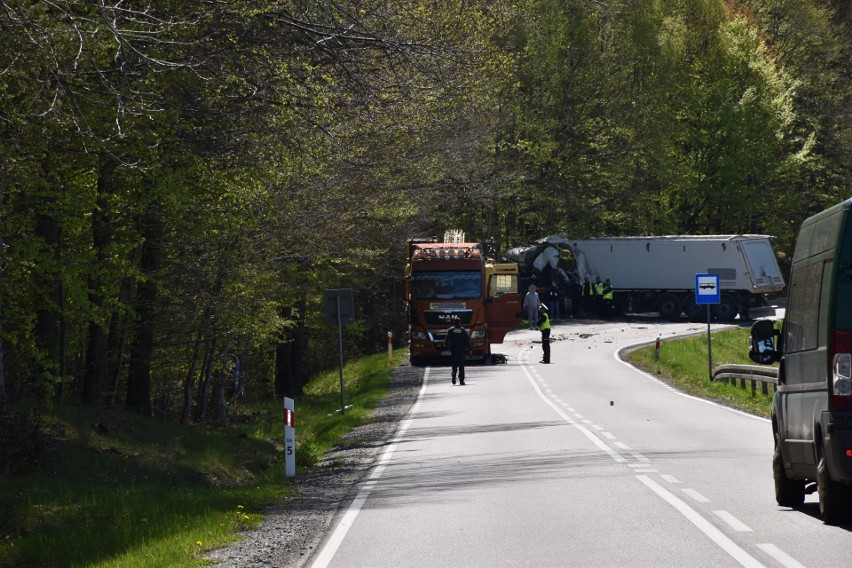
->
xmin=411 ymin=332 xmax=428 ymax=340
xmin=470 ymin=330 xmax=486 ymax=339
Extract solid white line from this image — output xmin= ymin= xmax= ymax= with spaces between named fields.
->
xmin=713 ymin=510 xmax=753 ymax=532
xmin=756 ymin=544 xmax=807 ymax=568
xmin=636 ymin=476 xmax=766 ymax=568
xmin=309 ymin=366 xmax=432 ymax=568
xmin=613 ymin=341 xmax=770 ymax=424
xmin=681 ymin=488 xmax=711 ymax=503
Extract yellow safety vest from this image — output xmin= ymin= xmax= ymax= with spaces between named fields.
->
xmin=539 ymin=313 xmax=551 ymax=331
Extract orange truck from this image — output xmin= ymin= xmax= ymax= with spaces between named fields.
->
xmin=403 ymin=237 xmax=522 ymax=365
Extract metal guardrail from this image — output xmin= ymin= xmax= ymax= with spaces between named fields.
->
xmin=712 ymin=363 xmax=778 ymax=395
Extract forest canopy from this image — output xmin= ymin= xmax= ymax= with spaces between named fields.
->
xmin=0 ymin=0 xmax=849 ymax=423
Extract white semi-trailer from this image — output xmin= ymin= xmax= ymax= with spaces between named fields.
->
xmin=566 ymin=235 xmax=785 ymax=321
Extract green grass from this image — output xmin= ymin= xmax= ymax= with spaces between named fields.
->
xmin=624 ymin=326 xmax=777 ymax=417
xmin=0 ymin=348 xmax=408 ymax=568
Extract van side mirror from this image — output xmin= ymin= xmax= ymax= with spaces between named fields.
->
xmin=749 ymin=320 xmax=779 ymax=364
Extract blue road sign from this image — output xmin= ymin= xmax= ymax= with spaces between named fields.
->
xmin=695 ymin=273 xmax=721 ymax=305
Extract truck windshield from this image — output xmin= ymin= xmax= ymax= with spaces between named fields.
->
xmin=411 ymin=271 xmax=481 ymax=300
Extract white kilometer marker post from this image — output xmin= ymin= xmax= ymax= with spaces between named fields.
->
xmin=284 ymin=397 xmax=296 ymax=477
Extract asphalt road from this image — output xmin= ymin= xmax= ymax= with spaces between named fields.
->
xmin=307 ymin=319 xmax=850 ymax=568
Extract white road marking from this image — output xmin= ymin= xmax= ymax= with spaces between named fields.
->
xmin=519 ymin=360 xmax=627 ymax=463
xmin=713 ymin=510 xmax=753 ymax=532
xmin=756 ymin=544 xmax=807 ymax=568
xmin=661 ymin=474 xmax=680 ymax=484
xmin=681 ymin=488 xmax=711 ymax=503
xmin=309 ymin=366 xmax=432 ymax=568
xmin=637 ymin=476 xmax=767 ymax=568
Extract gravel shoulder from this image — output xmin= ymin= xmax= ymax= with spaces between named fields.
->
xmin=207 ymin=362 xmax=425 ymax=568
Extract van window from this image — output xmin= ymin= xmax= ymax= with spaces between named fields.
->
xmin=784 ymin=261 xmax=823 ymax=353
xmin=835 ymin=222 xmax=852 ymax=332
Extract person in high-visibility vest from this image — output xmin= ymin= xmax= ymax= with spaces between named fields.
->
xmin=537 ymin=305 xmax=551 ymax=364
xmin=602 ymin=278 xmax=614 ymax=320
xmin=593 ymin=275 xmax=606 ymax=318
xmin=580 ymin=275 xmax=596 ymax=318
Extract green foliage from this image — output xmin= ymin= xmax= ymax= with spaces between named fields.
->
xmin=626 ymin=326 xmax=775 ymax=417
xmin=0 ymin=348 xmax=407 ymax=567
xmin=0 ymin=0 xmax=849 ymax=493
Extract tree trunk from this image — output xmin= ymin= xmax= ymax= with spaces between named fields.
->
xmin=82 ymin=159 xmax=118 ymax=404
xmin=195 ymin=338 xmax=215 ymax=422
xmin=212 ymin=376 xmax=229 ymax=426
xmin=34 ymin=212 xmax=62 ymax=399
xmin=0 ymin=299 xmax=5 ymax=410
xmin=180 ymin=328 xmax=203 ymax=425
xmin=125 ymin=202 xmax=163 ymax=415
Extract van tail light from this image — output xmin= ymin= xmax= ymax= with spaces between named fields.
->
xmin=830 ymin=331 xmax=852 ymax=411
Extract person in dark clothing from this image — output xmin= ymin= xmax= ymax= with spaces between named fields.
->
xmin=444 ymin=316 xmax=470 ymax=385
xmin=537 ymin=305 xmax=551 ymax=364
xmin=580 ymin=275 xmax=597 ymax=317
xmin=569 ymin=275 xmax=581 ymax=318
xmin=548 ymin=280 xmax=561 ymax=321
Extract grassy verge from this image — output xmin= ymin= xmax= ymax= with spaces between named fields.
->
xmin=624 ymin=326 xmax=776 ymax=418
xmin=0 ymin=349 xmax=408 ymax=568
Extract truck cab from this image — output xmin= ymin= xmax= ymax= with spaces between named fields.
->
xmin=404 ymin=240 xmax=521 ymax=365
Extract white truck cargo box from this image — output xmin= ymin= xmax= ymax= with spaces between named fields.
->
xmin=569 ymin=235 xmax=784 ymax=294
xmin=565 ymin=235 xmax=785 ymax=320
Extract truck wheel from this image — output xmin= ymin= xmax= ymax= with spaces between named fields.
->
xmin=683 ymin=297 xmax=704 ymax=322
xmin=657 ymin=294 xmax=682 ymax=320
xmin=817 ymin=449 xmax=849 ymax=525
xmin=712 ymin=295 xmax=738 ymax=322
xmin=773 ymin=431 xmax=804 ymax=507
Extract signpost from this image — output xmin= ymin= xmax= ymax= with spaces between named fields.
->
xmin=284 ymin=397 xmax=295 ymax=477
xmin=695 ymin=274 xmax=721 ymax=381
xmin=324 ymin=289 xmax=355 ymax=414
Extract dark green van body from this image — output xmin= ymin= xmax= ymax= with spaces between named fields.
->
xmin=775 ymin=198 xmax=852 ymax=490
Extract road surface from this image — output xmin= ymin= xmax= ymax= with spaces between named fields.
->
xmin=308 ymin=319 xmax=849 ymax=568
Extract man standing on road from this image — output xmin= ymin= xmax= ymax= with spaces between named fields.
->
xmin=537 ymin=305 xmax=551 ymax=364
xmin=445 ymin=316 xmax=470 ymax=385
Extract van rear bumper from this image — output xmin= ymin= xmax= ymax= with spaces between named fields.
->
xmin=825 ymin=412 xmax=852 ymax=484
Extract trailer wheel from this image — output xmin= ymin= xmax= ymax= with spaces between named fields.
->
xmin=712 ymin=295 xmax=738 ymax=322
xmin=683 ymin=297 xmax=704 ymax=322
xmin=657 ymin=293 xmax=682 ymax=320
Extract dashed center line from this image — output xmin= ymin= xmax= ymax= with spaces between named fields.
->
xmin=520 ymin=346 xmax=805 ymax=568
xmin=681 ymin=488 xmax=711 ymax=503
xmin=714 ymin=510 xmax=753 ymax=532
